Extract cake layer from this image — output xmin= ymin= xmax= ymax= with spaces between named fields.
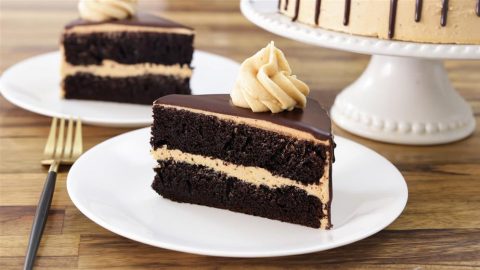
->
xmin=279 ymin=0 xmax=480 ymax=44
xmin=152 ymin=146 xmax=330 ymax=202
xmin=62 ymin=31 xmax=194 ymax=66
xmin=154 ymin=95 xmax=331 ymax=141
xmin=151 ymin=105 xmax=330 ymax=185
xmin=152 ymin=160 xmax=329 ymax=229
xmin=61 ymin=59 xmax=192 ymax=78
xmin=63 ymin=73 xmax=190 ymax=104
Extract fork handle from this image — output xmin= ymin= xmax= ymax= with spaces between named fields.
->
xmin=24 ymin=170 xmax=57 ymax=270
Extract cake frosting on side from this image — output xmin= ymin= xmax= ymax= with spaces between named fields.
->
xmin=279 ymin=0 xmax=480 ymax=44
xmin=60 ymin=1 xmax=194 ymax=104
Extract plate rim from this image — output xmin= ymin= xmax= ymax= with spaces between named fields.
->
xmin=66 ymin=127 xmax=408 ymax=258
xmin=0 ymin=50 xmax=239 ymax=127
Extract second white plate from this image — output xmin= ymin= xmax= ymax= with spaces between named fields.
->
xmin=67 ymin=127 xmax=408 ymax=257
xmin=0 ymin=51 xmax=239 ymax=127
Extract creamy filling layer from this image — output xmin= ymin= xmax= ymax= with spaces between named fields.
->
xmin=61 ymin=59 xmax=192 ymax=78
xmin=64 ymin=24 xmax=194 ymax=35
xmin=151 ymin=146 xmax=330 ymax=202
xmin=152 ymin=146 xmax=331 ymax=229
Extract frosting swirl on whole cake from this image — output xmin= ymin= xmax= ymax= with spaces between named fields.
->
xmin=231 ymin=42 xmax=310 ymax=113
xmin=78 ymin=0 xmax=137 ymax=22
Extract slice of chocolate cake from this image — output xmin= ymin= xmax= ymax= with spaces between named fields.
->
xmin=151 ymin=94 xmax=333 ymax=229
xmin=151 ymin=42 xmax=334 ymax=229
xmin=61 ymin=1 xmax=194 ymax=104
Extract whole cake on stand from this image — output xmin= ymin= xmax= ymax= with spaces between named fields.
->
xmin=278 ymin=0 xmax=480 ymax=44
xmin=241 ymin=0 xmax=479 ymax=145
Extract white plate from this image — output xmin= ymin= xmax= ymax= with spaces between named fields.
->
xmin=0 ymin=51 xmax=239 ymax=127
xmin=67 ymin=127 xmax=408 ymax=257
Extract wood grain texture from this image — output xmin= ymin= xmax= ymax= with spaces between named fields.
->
xmin=0 ymin=0 xmax=479 ymax=269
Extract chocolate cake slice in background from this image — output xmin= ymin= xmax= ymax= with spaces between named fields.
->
xmin=60 ymin=13 xmax=194 ymax=104
xmin=150 ymin=94 xmax=334 ymax=229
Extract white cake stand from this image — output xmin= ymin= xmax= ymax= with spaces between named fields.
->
xmin=241 ymin=0 xmax=479 ymax=145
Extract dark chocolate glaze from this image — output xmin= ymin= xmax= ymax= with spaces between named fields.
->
xmin=65 ymin=12 xmax=193 ymax=31
xmin=477 ymin=0 xmax=480 ymax=16
xmin=292 ymin=0 xmax=301 ymax=21
xmin=343 ymin=0 xmax=351 ymax=26
xmin=388 ymin=0 xmax=398 ymax=39
xmin=415 ymin=0 xmax=423 ymax=22
xmin=315 ymin=0 xmax=322 ymax=25
xmin=441 ymin=0 xmax=449 ymax=26
xmin=154 ymin=94 xmax=332 ymax=140
xmin=284 ymin=0 xmax=289 ymax=11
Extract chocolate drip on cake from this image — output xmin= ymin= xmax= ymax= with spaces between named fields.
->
xmin=292 ymin=0 xmax=300 ymax=21
xmin=315 ymin=0 xmax=321 ymax=25
xmin=441 ymin=0 xmax=449 ymax=26
xmin=415 ymin=0 xmax=423 ymax=22
xmin=476 ymin=0 xmax=480 ymax=16
xmin=343 ymin=0 xmax=351 ymax=26
xmin=388 ymin=0 xmax=398 ymax=39
xmin=284 ymin=0 xmax=289 ymax=11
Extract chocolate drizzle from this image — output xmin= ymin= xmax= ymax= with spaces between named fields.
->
xmin=343 ymin=0 xmax=351 ymax=25
xmin=388 ymin=0 xmax=398 ymax=39
xmin=476 ymin=0 xmax=480 ymax=16
xmin=277 ymin=0 xmax=479 ymax=39
xmin=441 ymin=0 xmax=449 ymax=26
xmin=292 ymin=0 xmax=300 ymax=21
xmin=315 ymin=0 xmax=322 ymax=25
xmin=415 ymin=0 xmax=423 ymax=22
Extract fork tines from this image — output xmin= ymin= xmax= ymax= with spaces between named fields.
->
xmin=42 ymin=117 xmax=83 ymax=165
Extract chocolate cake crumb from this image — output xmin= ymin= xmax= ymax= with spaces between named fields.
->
xmin=64 ymin=73 xmax=190 ymax=105
xmin=152 ymin=160 xmax=323 ymax=228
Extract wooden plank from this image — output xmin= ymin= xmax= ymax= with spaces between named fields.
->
xmin=75 ymin=230 xmax=479 ymax=268
xmin=0 ymin=256 xmax=78 ymax=270
xmin=0 ymin=234 xmax=79 ymax=257
xmin=0 ymin=206 xmax=64 ymax=236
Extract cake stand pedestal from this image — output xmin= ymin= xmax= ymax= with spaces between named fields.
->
xmin=241 ymin=0 xmax=479 ymax=145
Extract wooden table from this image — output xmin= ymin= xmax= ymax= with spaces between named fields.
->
xmin=1 ymin=1 xmax=479 ymax=269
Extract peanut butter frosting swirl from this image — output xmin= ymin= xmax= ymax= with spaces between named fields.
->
xmin=231 ymin=42 xmax=310 ymax=113
xmin=78 ymin=0 xmax=137 ymax=22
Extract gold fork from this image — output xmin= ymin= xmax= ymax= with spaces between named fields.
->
xmin=24 ymin=117 xmax=83 ymax=270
